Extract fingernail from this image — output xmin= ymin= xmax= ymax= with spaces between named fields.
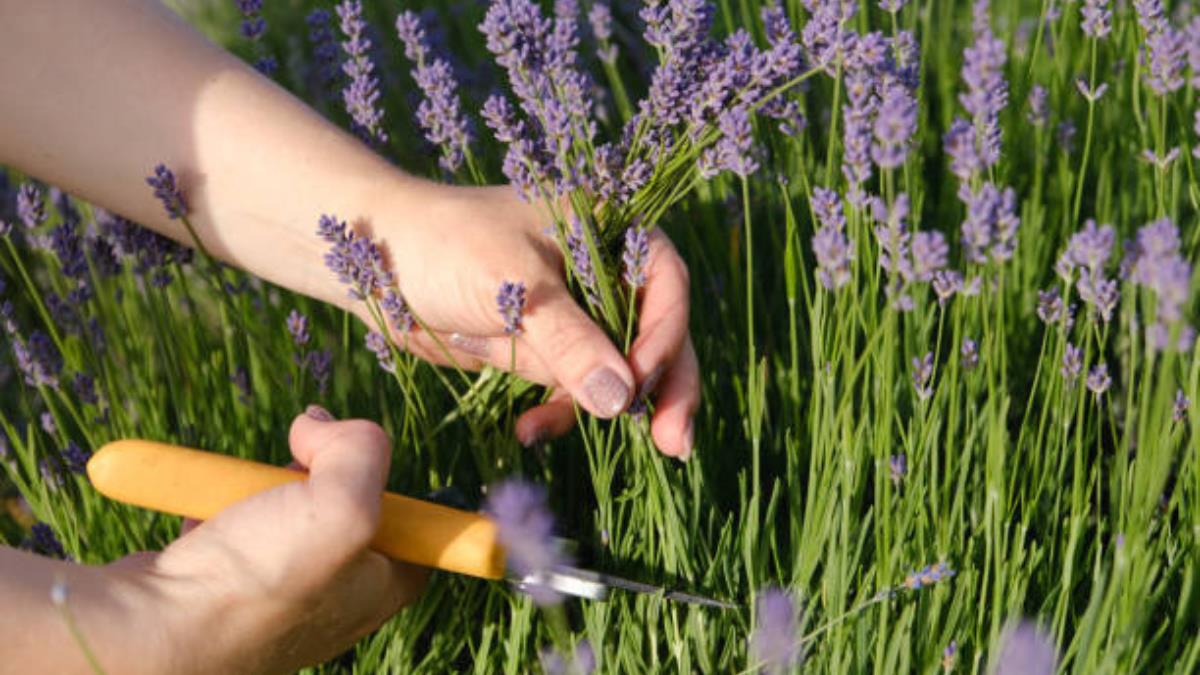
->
xmin=520 ymin=427 xmax=548 ymax=448
xmin=305 ymin=404 xmax=335 ymax=422
xmin=638 ymin=365 xmax=665 ymax=399
xmin=582 ymin=367 xmax=632 ymax=417
xmin=679 ymin=419 xmax=694 ymax=462
xmin=449 ymin=333 xmax=490 ymax=357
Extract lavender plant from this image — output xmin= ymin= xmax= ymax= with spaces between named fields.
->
xmin=2 ymin=0 xmax=1199 ymax=672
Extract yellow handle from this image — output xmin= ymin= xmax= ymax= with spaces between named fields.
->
xmin=87 ymin=440 xmax=507 ymax=580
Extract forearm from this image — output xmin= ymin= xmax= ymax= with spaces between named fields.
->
xmin=0 ymin=547 xmax=172 ymax=674
xmin=0 ymin=0 xmax=433 ymax=309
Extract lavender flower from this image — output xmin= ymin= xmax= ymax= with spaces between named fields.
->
xmin=801 ymin=0 xmax=854 ymax=76
xmin=234 ymin=0 xmax=275 ymax=75
xmin=1061 ymin=343 xmax=1083 ymax=382
xmin=749 ymin=588 xmax=801 ymax=674
xmin=1080 ymin=0 xmax=1112 ymax=39
xmin=588 ymin=2 xmax=617 ymax=65
xmin=14 ymin=331 xmax=61 ymax=388
xmin=72 ymin=373 xmax=98 ymax=406
xmin=961 ymin=337 xmax=979 ymax=370
xmin=902 ymin=561 xmax=955 ymax=590
xmin=1189 ymin=18 xmax=1200 ymax=89
xmin=146 ymin=164 xmax=188 ymax=219
xmin=957 ymin=1 xmax=1008 ymax=170
xmin=889 ymin=454 xmax=907 ymax=485
xmin=912 ymin=352 xmax=934 ymax=400
xmin=960 ymin=183 xmax=1019 ymax=264
xmin=873 ymin=195 xmax=914 ymax=310
xmin=622 ymin=226 xmax=650 ymax=288
xmin=1086 ymin=363 xmax=1111 ymax=396
xmin=485 ymin=479 xmax=568 ymax=605
xmin=944 ymin=119 xmax=982 ymax=181
xmin=994 ymin=621 xmax=1058 ymax=675
xmin=317 ymin=214 xmax=393 ymax=300
xmin=932 ymin=270 xmax=963 ymax=306
xmin=336 ymin=1 xmax=388 ymax=145
xmin=872 ymin=79 xmax=918 ymax=169
xmin=365 ymin=331 xmax=395 ymax=374
xmin=40 ymin=412 xmax=56 ymax=435
xmin=395 ymin=11 xmax=473 ymax=173
xmin=1060 ymin=219 xmax=1115 ymax=275
xmin=381 ymin=288 xmax=415 ymax=334
xmin=879 ymin=0 xmax=907 ymax=12
xmin=1143 ymin=27 xmax=1185 ymax=96
xmin=28 ymin=523 xmax=67 ymax=559
xmin=496 ymin=280 xmax=527 ymax=335
xmin=1132 ymin=0 xmax=1167 ymax=34
xmin=541 ymin=640 xmax=596 ymax=675
xmin=1056 ymin=121 xmax=1077 ymax=152
xmin=1174 ymin=389 xmax=1190 ymax=422
xmin=1026 ymin=85 xmax=1049 ymax=127
xmin=942 ymin=641 xmax=959 ymax=672
xmin=308 ymin=349 xmax=333 ymax=395
xmin=306 ymin=9 xmax=341 ymax=92
xmin=911 ymin=231 xmax=949 ymax=282
xmin=286 ymin=309 xmax=310 ymax=347
xmin=1140 ymin=147 xmax=1181 ymax=171
xmin=706 ymin=107 xmax=759 ymax=177
xmin=1123 ymin=218 xmax=1193 ymax=350
xmin=1075 ymin=78 xmax=1108 ymax=102
xmin=567 ymin=219 xmax=599 ymax=305
xmin=16 ymin=183 xmax=46 ymax=229
xmin=61 ymin=441 xmax=91 ymax=474
xmin=813 ymin=225 xmax=854 ymax=291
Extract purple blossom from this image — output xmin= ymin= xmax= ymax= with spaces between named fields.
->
xmin=145 ymin=165 xmax=188 ymax=219
xmin=485 ymin=479 xmax=569 ymax=605
xmin=1060 ymin=220 xmax=1115 ymax=275
xmin=566 ymin=220 xmax=599 ymax=307
xmin=932 ymin=270 xmax=963 ymax=306
xmin=1027 ymin=85 xmax=1049 ymax=127
xmin=588 ymin=3 xmax=617 ymax=65
xmin=911 ymin=231 xmax=948 ymax=282
xmin=995 ymin=621 xmax=1058 ymax=675
xmin=1132 ymin=0 xmax=1167 ymax=35
xmin=97 ymin=211 xmax=192 ymax=285
xmin=1122 ymin=218 xmax=1193 ymax=350
xmin=365 ymin=331 xmax=395 ymax=374
xmin=872 ymin=195 xmax=915 ymax=310
xmin=872 ymin=80 xmax=917 ymax=169
xmin=336 ymin=1 xmax=388 ymax=145
xmin=961 ymin=337 xmax=979 ymax=370
xmin=28 ymin=523 xmax=67 ymax=559
xmin=1076 ymin=270 xmax=1119 ymax=322
xmin=1080 ymin=0 xmax=1112 ymax=39
xmin=72 ymin=373 xmax=98 ymax=406
xmin=749 ymin=588 xmax=801 ymax=674
xmin=902 ymin=561 xmax=955 ymax=590
xmin=705 ymin=107 xmax=759 ymax=177
xmin=286 ymin=309 xmax=310 ymax=347
xmin=16 ymin=183 xmax=46 ymax=229
xmin=813 ymin=225 xmax=854 ymax=291
xmin=1174 ymin=389 xmax=1190 ymax=422
xmin=308 ymin=349 xmax=333 ymax=395
xmin=1061 ymin=343 xmax=1083 ymax=382
xmin=841 ymin=60 xmax=879 ymax=205
xmin=40 ymin=412 xmax=56 ymax=435
xmin=1140 ymin=147 xmax=1181 ymax=171
xmin=942 ymin=641 xmax=959 ymax=671
xmin=49 ymin=223 xmax=88 ymax=282
xmin=396 ymin=11 xmax=473 ymax=173
xmin=912 ymin=351 xmax=934 ymax=400
xmin=811 ymin=187 xmax=845 ymax=230
xmin=497 ymin=280 xmax=527 ymax=335
xmin=1056 ymin=121 xmax=1077 ymax=152
xmin=879 ymin=0 xmax=907 ymax=12
xmin=960 ymin=183 xmax=1019 ymax=264
xmin=1143 ymin=27 xmax=1185 ymax=96
xmin=61 ymin=441 xmax=91 ymax=474
xmin=1086 ymin=363 xmax=1111 ymax=396
xmin=317 ymin=214 xmax=393 ymax=300
xmin=889 ymin=454 xmax=907 ymax=485
xmin=622 ymin=226 xmax=650 ymax=288
xmin=944 ymin=119 xmax=982 ymax=181
xmin=1075 ymin=78 xmax=1108 ymax=102
xmin=381 ymin=288 xmax=415 ymax=334
xmin=306 ymin=9 xmax=341 ymax=92
xmin=957 ymin=1 xmax=1008 ymax=169
xmin=13 ymin=331 xmax=62 ymax=389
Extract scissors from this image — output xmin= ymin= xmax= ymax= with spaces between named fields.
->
xmin=87 ymin=440 xmax=735 ymax=610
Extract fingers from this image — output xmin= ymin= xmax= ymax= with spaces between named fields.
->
xmin=628 ymin=231 xmax=690 ymax=395
xmin=287 ymin=406 xmax=392 ymax=553
xmin=649 ymin=337 xmax=700 ymax=460
xmin=519 ymin=285 xmax=634 ymax=419
xmin=514 ymin=389 xmax=577 ymax=446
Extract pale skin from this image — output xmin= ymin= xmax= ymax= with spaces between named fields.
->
xmin=0 ymin=0 xmax=699 ymax=673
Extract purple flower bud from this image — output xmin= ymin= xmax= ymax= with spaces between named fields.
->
xmin=932 ymin=270 xmax=963 ymax=306
xmin=903 ymin=561 xmax=955 ymax=590
xmin=306 ymin=9 xmax=340 ymax=92
xmin=317 ymin=214 xmax=393 ymax=300
xmin=308 ymin=349 xmax=333 ymax=395
xmin=872 ymin=81 xmax=917 ymax=169
xmin=1080 ymin=0 xmax=1112 ymax=39
xmin=1174 ymin=388 xmax=1190 ymax=422
xmin=1140 ymin=147 xmax=1181 ymax=171
xmin=72 ymin=373 xmax=98 ymax=406
xmin=365 ymin=331 xmax=395 ymax=374
xmin=396 ymin=11 xmax=472 ymax=173
xmin=945 ymin=119 xmax=982 ymax=181
xmin=1075 ymin=78 xmax=1108 ymax=102
xmin=61 ymin=441 xmax=91 ymax=474
xmin=40 ymin=412 xmax=56 ymax=435
xmin=588 ymin=3 xmax=617 ymax=65
xmin=889 ymin=454 xmax=907 ymax=484
xmin=813 ymin=226 xmax=854 ymax=291
xmin=1061 ymin=343 xmax=1083 ymax=382
xmin=1133 ymin=0 xmax=1167 ymax=34
xmin=749 ymin=587 xmax=801 ymax=674
xmin=1056 ymin=121 xmax=1077 ymax=152
xmin=995 ymin=621 xmax=1058 ymax=675
xmin=336 ymin=1 xmax=388 ymax=146
xmin=961 ymin=337 xmax=979 ymax=370
xmin=622 ymin=226 xmax=650 ymax=288
xmin=712 ymin=107 xmax=759 ymax=177
xmin=497 ymin=280 xmax=527 ymax=335
xmin=16 ymin=183 xmax=46 ymax=229
xmin=1143 ymin=27 xmax=1185 ymax=96
xmin=912 ymin=351 xmax=934 ymax=400
xmin=942 ymin=641 xmax=959 ymax=671
xmin=1027 ymin=85 xmax=1049 ymax=126
xmin=286 ymin=309 xmax=310 ymax=347
xmin=911 ymin=231 xmax=948 ymax=282
xmin=485 ymin=479 xmax=569 ymax=605
xmin=381 ymin=288 xmax=415 ymax=334
xmin=13 ymin=330 xmax=62 ymax=389
xmin=879 ymin=0 xmax=907 ymax=12
xmin=28 ymin=523 xmax=67 ymax=559
xmin=1086 ymin=363 xmax=1111 ymax=396
xmin=145 ymin=164 xmax=188 ymax=219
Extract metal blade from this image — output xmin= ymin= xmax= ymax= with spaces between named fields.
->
xmin=513 ymin=565 xmax=738 ymax=609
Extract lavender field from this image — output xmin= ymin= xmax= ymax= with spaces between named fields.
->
xmin=2 ymin=0 xmax=1199 ymax=672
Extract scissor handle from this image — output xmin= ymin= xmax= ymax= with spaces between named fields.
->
xmin=87 ymin=440 xmax=507 ymax=580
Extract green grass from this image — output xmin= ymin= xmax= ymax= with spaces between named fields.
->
xmin=2 ymin=0 xmax=1199 ymax=672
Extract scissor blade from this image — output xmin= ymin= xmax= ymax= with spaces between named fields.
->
xmin=516 ymin=565 xmax=738 ymax=609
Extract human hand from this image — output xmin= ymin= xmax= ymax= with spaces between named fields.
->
xmin=108 ymin=407 xmax=426 ymax=675
xmin=376 ymin=183 xmax=699 ymax=459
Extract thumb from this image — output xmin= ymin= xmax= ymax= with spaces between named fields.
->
xmin=518 ymin=288 xmax=634 ymax=418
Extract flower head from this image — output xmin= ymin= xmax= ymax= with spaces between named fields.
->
xmin=16 ymin=183 xmax=46 ymax=229
xmin=903 ymin=561 xmax=955 ymax=590
xmin=486 ymin=478 xmax=569 ymax=605
xmin=306 ymin=9 xmax=340 ymax=92
xmin=336 ymin=0 xmax=388 ymax=145
xmin=146 ymin=165 xmax=188 ymax=219
xmin=911 ymin=351 xmax=934 ymax=400
xmin=749 ymin=587 xmax=801 ymax=674
xmin=1174 ymin=389 xmax=1190 ymax=422
xmin=396 ymin=11 xmax=473 ymax=173
xmin=813 ymin=226 xmax=854 ymax=291
xmin=61 ymin=441 xmax=91 ymax=474
xmin=889 ymin=454 xmax=907 ymax=485
xmin=317 ymin=214 xmax=393 ymax=300
xmin=286 ymin=310 xmax=310 ymax=347
xmin=1061 ymin=343 xmax=1083 ymax=382
xmin=995 ymin=621 xmax=1058 ymax=675
xmin=364 ymin=331 xmax=395 ymax=374
xmin=497 ymin=280 xmax=527 ymax=335
xmin=14 ymin=331 xmax=62 ymax=389
xmin=1086 ymin=363 xmax=1111 ymax=396
xmin=381 ymin=288 xmax=415 ymax=334
xmin=1143 ymin=27 xmax=1185 ymax=96
xmin=622 ymin=226 xmax=650 ymax=288
xmin=1080 ymin=0 xmax=1111 ymax=39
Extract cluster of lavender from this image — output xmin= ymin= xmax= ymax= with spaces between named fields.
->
xmin=336 ymin=1 xmax=388 ymax=146
xmin=485 ymin=478 xmax=570 ymax=605
xmin=748 ymin=587 xmax=802 ymax=674
xmin=395 ymin=11 xmax=473 ymax=173
xmin=233 ymin=0 xmax=276 ymax=76
xmin=305 ymin=9 xmax=341 ymax=98
xmin=285 ymin=309 xmax=333 ymax=395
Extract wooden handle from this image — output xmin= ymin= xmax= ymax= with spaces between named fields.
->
xmin=87 ymin=440 xmax=507 ymax=580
